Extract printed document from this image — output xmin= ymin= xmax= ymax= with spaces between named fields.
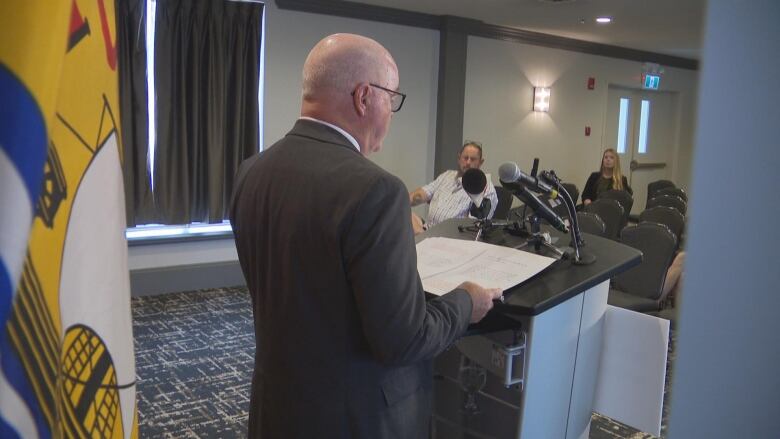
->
xmin=416 ymin=237 xmax=556 ymax=296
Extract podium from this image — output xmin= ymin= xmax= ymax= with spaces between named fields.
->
xmin=418 ymin=219 xmax=641 ymax=439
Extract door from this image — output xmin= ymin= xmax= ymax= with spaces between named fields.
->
xmin=604 ymin=86 xmax=678 ymax=214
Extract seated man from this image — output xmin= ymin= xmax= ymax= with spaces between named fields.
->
xmin=409 ymin=141 xmax=498 ymax=232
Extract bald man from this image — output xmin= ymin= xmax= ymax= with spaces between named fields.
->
xmin=230 ymin=34 xmax=501 ymax=438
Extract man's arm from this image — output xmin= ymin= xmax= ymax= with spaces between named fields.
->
xmin=410 ymin=212 xmax=425 ymax=235
xmin=409 ymin=187 xmax=429 ymax=206
xmin=345 ymin=175 xmax=497 ymax=366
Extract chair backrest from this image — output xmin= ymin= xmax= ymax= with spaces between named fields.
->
xmin=657 ymin=186 xmax=688 ymax=202
xmin=584 ymin=198 xmax=624 ymax=240
xmin=561 ymin=183 xmax=579 ymax=206
xmin=493 ymin=185 xmax=514 ymax=220
xmin=646 ymin=194 xmax=687 ymax=215
xmin=545 ymin=182 xmax=580 ymax=219
xmin=647 ymin=179 xmax=676 ymax=202
xmin=613 ymin=222 xmax=678 ymax=302
xmin=598 ymin=189 xmax=633 ymax=228
xmin=639 ymin=206 xmax=685 ymax=242
xmin=576 ymin=211 xmax=606 ymax=237
xmin=549 ymin=197 xmax=570 ymax=219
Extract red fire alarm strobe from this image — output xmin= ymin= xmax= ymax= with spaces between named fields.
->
xmin=585 ymin=126 xmax=591 ymax=136
xmin=587 ymin=77 xmax=595 ymax=90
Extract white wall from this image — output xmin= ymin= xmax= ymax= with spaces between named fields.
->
xmin=462 ymin=36 xmax=698 ymax=196
xmin=262 ymin=1 xmax=440 ymax=190
xmin=127 ymin=239 xmax=238 ymax=270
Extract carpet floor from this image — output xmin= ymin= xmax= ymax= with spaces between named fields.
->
xmin=133 ymin=287 xmax=672 ymax=438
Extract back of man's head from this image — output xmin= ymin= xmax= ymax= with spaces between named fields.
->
xmin=302 ymin=34 xmax=391 ymax=101
xmin=299 ymin=33 xmax=399 ymax=156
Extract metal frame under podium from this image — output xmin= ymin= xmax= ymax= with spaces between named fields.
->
xmin=418 ymin=218 xmax=641 ymax=439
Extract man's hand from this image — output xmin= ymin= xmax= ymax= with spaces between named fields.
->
xmin=409 ymin=188 xmax=428 ymax=206
xmin=411 ymin=212 xmax=425 ymax=235
xmin=457 ymin=281 xmax=503 ymax=323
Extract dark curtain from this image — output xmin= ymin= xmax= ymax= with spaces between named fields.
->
xmin=116 ymin=0 xmax=154 ymax=226
xmin=153 ymin=0 xmax=263 ymax=224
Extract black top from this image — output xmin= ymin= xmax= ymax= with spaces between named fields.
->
xmin=582 ymin=171 xmax=633 ymax=203
xmin=416 ymin=218 xmax=641 ymax=332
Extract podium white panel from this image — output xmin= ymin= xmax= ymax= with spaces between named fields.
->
xmin=592 ymin=305 xmax=669 ymax=437
xmin=520 ymin=280 xmax=608 ymax=439
xmin=432 ymin=280 xmax=610 ymax=438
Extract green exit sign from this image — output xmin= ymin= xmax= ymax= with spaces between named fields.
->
xmin=643 ymin=74 xmax=661 ymax=90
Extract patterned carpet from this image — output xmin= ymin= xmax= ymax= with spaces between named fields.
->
xmin=133 ymin=287 xmax=254 ymax=437
xmin=132 ymin=287 xmax=672 ymax=438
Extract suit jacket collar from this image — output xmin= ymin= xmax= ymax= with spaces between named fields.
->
xmin=287 ymin=119 xmax=361 ymax=155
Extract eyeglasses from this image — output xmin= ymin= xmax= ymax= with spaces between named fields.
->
xmin=351 ymin=83 xmax=407 ymax=112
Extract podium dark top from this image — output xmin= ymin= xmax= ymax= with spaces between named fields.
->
xmin=415 ymin=218 xmax=641 ymax=318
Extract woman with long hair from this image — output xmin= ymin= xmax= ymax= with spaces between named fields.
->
xmin=581 ymin=148 xmax=632 ymax=205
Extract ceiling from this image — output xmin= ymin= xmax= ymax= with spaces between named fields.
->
xmin=350 ymin=0 xmax=705 ymax=59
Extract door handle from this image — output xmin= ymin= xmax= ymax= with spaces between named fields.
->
xmin=630 ymin=160 xmax=666 ymax=171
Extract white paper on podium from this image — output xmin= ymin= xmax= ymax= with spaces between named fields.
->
xmin=415 ymin=237 xmax=556 ymax=296
xmin=592 ymin=305 xmax=670 ymax=437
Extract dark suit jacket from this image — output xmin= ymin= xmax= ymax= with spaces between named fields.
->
xmin=230 ymin=119 xmax=473 ymax=438
xmin=581 ymin=171 xmax=633 ymax=203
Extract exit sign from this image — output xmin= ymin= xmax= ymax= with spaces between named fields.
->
xmin=643 ymin=73 xmax=661 ymax=90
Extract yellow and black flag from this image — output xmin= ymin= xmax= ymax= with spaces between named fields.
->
xmin=1 ymin=0 xmax=138 ymax=437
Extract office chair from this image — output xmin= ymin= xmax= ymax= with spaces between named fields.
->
xmin=647 ymin=179 xmax=676 ymax=205
xmin=584 ymin=198 xmax=624 ymax=240
xmin=608 ymin=222 xmax=678 ymax=312
xmin=639 ymin=206 xmax=685 ymax=245
xmin=656 ymin=186 xmax=688 ymax=202
xmin=576 ymin=212 xmax=606 ymax=237
xmin=598 ymin=189 xmax=634 ymax=230
xmin=646 ymin=195 xmax=687 ymax=216
xmin=561 ymin=183 xmax=579 ymax=206
xmin=541 ymin=182 xmax=580 ymax=220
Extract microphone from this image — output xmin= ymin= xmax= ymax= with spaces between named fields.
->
xmin=462 ymin=168 xmax=487 ymax=206
xmin=498 ymin=162 xmax=558 ymax=198
xmin=513 ymin=186 xmax=569 ymax=233
xmin=462 ymin=168 xmax=491 ymax=219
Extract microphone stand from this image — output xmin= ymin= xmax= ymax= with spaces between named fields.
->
xmin=506 ymin=187 xmax=565 ymax=257
xmin=458 ymin=199 xmax=506 ymax=241
xmin=542 ymin=171 xmax=596 ymax=265
xmin=516 ymin=211 xmax=565 ymax=257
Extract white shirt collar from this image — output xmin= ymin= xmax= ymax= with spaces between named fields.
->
xmin=299 ymin=117 xmax=360 ymax=152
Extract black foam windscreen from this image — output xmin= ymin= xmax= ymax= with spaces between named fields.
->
xmin=462 ymin=168 xmax=487 ymax=195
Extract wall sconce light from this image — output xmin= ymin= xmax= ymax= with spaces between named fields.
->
xmin=533 ymin=87 xmax=551 ymax=112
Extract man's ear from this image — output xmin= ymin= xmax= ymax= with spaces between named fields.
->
xmin=479 ymin=158 xmax=485 ymax=166
xmin=353 ymin=83 xmax=370 ymax=117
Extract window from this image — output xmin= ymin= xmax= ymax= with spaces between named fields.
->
xmin=146 ymin=0 xmax=157 ymax=191
xmin=127 ymin=0 xmax=265 ymax=240
xmin=637 ymin=99 xmax=650 ymax=154
xmin=616 ymin=97 xmax=630 ymax=154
